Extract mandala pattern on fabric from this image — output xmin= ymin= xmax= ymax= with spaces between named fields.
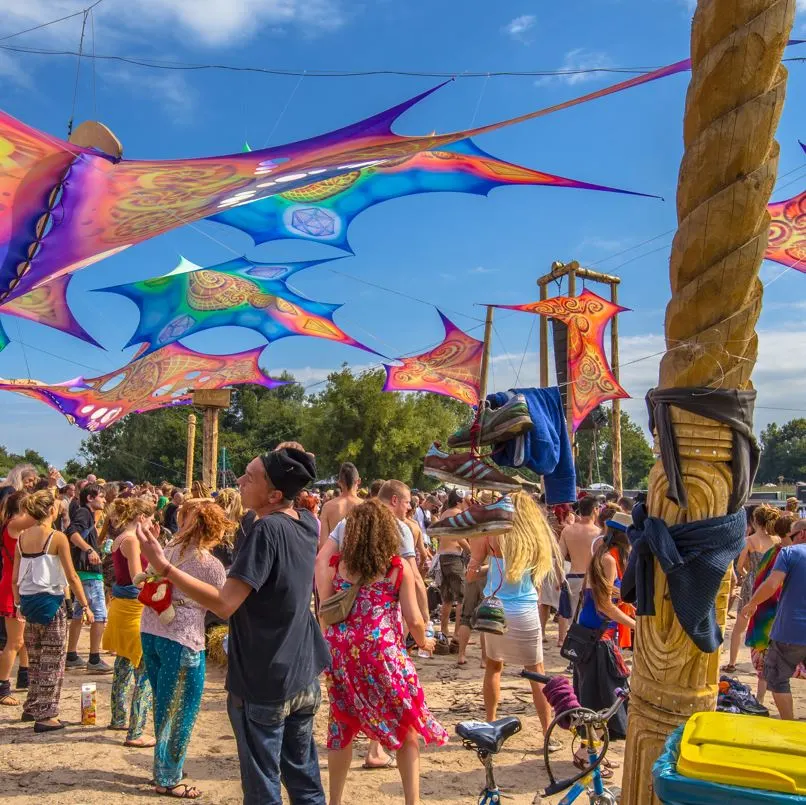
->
xmin=212 ymin=139 xmax=654 ymax=253
xmin=0 ymin=59 xmax=688 ymax=303
xmin=97 ymin=256 xmax=375 ymax=357
xmin=496 ymin=289 xmax=629 ymax=430
xmin=767 ymin=189 xmax=806 ymax=273
xmin=383 ymin=311 xmax=482 ymax=405
xmin=0 ymin=343 xmax=286 ymax=431
xmin=2 ymin=276 xmax=100 ymax=345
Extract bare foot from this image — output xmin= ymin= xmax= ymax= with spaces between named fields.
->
xmin=126 ymin=736 xmax=157 ymax=748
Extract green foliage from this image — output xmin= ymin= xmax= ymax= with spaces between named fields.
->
xmin=0 ymin=445 xmax=49 ymax=478
xmin=574 ymin=409 xmax=654 ymax=490
xmin=70 ymin=367 xmax=468 ymax=488
xmin=757 ymin=419 xmax=806 ymax=483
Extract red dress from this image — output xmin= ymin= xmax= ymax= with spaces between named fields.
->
xmin=324 ymin=554 xmax=449 ymax=751
xmin=0 ymin=526 xmax=17 ymax=617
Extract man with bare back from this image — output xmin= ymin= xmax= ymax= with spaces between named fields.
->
xmin=558 ymin=496 xmax=601 ymax=641
xmin=318 ymin=462 xmax=362 ymax=548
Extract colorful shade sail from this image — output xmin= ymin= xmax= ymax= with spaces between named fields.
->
xmin=766 ymin=143 xmax=806 ymax=273
xmin=495 ymin=289 xmax=629 ymax=430
xmin=0 ymin=320 xmax=7 ymax=353
xmin=211 ymin=138 xmax=653 ymax=253
xmin=2 ymin=275 xmax=100 ymax=346
xmin=97 ymin=256 xmax=375 ymax=356
xmin=0 ymin=343 xmax=286 ymax=431
xmin=383 ymin=311 xmax=482 ymax=405
xmin=0 ymin=58 xmax=690 ymax=304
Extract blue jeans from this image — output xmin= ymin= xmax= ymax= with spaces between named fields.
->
xmin=227 ymin=681 xmax=325 ymax=805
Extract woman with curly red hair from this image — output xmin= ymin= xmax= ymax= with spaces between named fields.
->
xmin=140 ymin=500 xmax=230 ymax=799
xmin=317 ymin=498 xmax=447 ymax=805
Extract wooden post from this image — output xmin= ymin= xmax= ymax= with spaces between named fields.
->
xmin=539 ymin=283 xmax=549 ymax=388
xmin=610 ymin=282 xmax=623 ymax=493
xmin=478 ymin=306 xmax=495 ymax=402
xmin=621 ymin=3 xmax=795 ymax=803
xmin=192 ymin=389 xmax=232 ymax=492
xmin=565 ymin=266 xmax=576 ymax=447
xmin=185 ymin=413 xmax=197 ymax=490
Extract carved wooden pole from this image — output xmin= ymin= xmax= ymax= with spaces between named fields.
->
xmin=621 ymin=2 xmax=795 ymax=803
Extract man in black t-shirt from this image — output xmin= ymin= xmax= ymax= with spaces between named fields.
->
xmin=136 ymin=447 xmax=327 ymax=804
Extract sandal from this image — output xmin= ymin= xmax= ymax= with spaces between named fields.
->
xmin=362 ymin=756 xmax=397 ymax=770
xmin=546 ymin=737 xmax=564 ymax=753
xmin=34 ymin=719 xmax=65 ymax=733
xmin=155 ymin=784 xmax=202 ymax=799
xmin=573 ymin=753 xmax=613 ymax=779
xmin=0 ymin=694 xmax=20 ymax=706
xmin=721 ymin=664 xmax=737 ymax=674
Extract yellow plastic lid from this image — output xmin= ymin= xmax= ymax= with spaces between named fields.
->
xmin=678 ymin=712 xmax=806 ymax=795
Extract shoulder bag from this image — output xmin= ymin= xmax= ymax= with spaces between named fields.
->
xmin=320 ymin=575 xmax=366 ymax=627
xmin=560 ymin=585 xmax=608 ymax=665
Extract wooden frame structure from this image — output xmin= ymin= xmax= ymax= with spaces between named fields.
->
xmin=190 ymin=389 xmax=232 ymax=491
xmin=537 ymin=260 xmax=623 ymax=492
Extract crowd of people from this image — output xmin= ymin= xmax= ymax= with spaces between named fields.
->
xmin=0 ymin=453 xmax=805 ymax=803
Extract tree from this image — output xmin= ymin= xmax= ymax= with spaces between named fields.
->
xmin=574 ymin=409 xmax=654 ymax=490
xmin=0 ymin=445 xmax=49 ymax=478
xmin=757 ymin=419 xmax=806 ymax=484
xmin=302 ymin=367 xmax=467 ymax=488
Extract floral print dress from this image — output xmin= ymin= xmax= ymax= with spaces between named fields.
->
xmin=324 ymin=554 xmax=449 ymax=751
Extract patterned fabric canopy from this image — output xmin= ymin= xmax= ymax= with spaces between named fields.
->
xmin=0 ymin=60 xmax=689 ymax=304
xmin=0 ymin=343 xmax=285 ymax=431
xmin=97 ymin=256 xmax=374 ymax=356
xmin=383 ymin=311 xmax=482 ymax=405
xmin=496 ymin=289 xmax=629 ymax=430
xmin=211 ymin=138 xmax=652 ymax=253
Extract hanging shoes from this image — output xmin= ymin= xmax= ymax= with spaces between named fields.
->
xmin=423 ymin=443 xmax=522 ymax=493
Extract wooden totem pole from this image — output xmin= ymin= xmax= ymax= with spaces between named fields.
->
xmin=621 ymin=2 xmax=795 ymax=803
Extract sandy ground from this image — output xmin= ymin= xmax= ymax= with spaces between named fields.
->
xmin=1 ymin=615 xmax=804 ymax=805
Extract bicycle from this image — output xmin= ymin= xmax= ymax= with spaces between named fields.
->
xmin=456 ymin=670 xmax=629 ymax=805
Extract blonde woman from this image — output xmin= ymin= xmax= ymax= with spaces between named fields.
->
xmin=467 ymin=492 xmax=562 ymax=752
xmin=12 ymin=489 xmax=92 ymax=732
xmin=103 ymin=497 xmax=155 ymax=747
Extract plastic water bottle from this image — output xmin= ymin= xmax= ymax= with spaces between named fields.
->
xmin=418 ymin=621 xmax=434 ymax=658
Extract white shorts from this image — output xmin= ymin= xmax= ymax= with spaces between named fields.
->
xmin=485 ymin=605 xmax=543 ymax=667
xmin=539 ymin=575 xmax=560 ymax=609
xmin=565 ymin=574 xmax=585 ymax=617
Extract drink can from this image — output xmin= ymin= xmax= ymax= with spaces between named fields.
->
xmin=81 ymin=682 xmax=97 ymax=725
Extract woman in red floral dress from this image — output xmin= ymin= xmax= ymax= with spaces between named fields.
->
xmin=317 ymin=498 xmax=447 ymax=805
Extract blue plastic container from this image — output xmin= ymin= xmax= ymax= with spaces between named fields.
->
xmin=653 ymin=728 xmax=806 ymax=805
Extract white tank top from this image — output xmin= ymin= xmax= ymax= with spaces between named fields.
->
xmin=17 ymin=531 xmax=67 ymax=597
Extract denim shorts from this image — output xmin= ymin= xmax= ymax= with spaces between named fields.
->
xmin=71 ymin=577 xmax=107 ymax=622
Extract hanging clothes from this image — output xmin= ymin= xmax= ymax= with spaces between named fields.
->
xmin=487 ymin=387 xmax=576 ymax=504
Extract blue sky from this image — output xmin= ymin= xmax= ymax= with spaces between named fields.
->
xmin=1 ymin=0 xmax=805 ymax=469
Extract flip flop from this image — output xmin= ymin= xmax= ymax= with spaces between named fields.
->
xmin=721 ymin=664 xmax=737 ymax=674
xmin=362 ymin=757 xmax=397 ymax=770
xmin=34 ymin=719 xmax=65 ymax=733
xmin=0 ymin=694 xmax=20 ymax=706
xmin=573 ymin=754 xmax=613 ymax=779
xmin=155 ymin=784 xmax=202 ymax=799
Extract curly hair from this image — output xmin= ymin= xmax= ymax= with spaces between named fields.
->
xmin=107 ymin=496 xmax=155 ymax=529
xmin=171 ymin=499 xmax=234 ymax=559
xmin=341 ymin=499 xmax=400 ymax=581
xmin=752 ymin=503 xmax=780 ymax=534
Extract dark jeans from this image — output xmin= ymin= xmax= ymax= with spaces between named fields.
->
xmin=227 ymin=681 xmax=325 ymax=805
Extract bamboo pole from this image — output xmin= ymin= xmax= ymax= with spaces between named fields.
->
xmin=621 ymin=2 xmax=795 ymax=802
xmin=185 ymin=413 xmax=196 ymax=490
xmin=539 ymin=284 xmax=549 ymax=388
xmin=610 ymin=282 xmax=623 ymax=493
xmin=478 ymin=306 xmax=495 ymax=402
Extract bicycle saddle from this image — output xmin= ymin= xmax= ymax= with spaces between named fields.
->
xmin=455 ymin=717 xmax=522 ymax=754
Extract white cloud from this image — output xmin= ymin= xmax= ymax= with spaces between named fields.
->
xmin=470 ymin=266 xmax=497 ymax=275
xmin=576 ymin=236 xmax=629 ymax=254
xmin=503 ymin=14 xmax=536 ymax=42
xmin=1 ymin=0 xmax=344 ymax=47
xmin=537 ymin=48 xmax=614 ymax=87
xmin=105 ymin=68 xmax=196 ymax=118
